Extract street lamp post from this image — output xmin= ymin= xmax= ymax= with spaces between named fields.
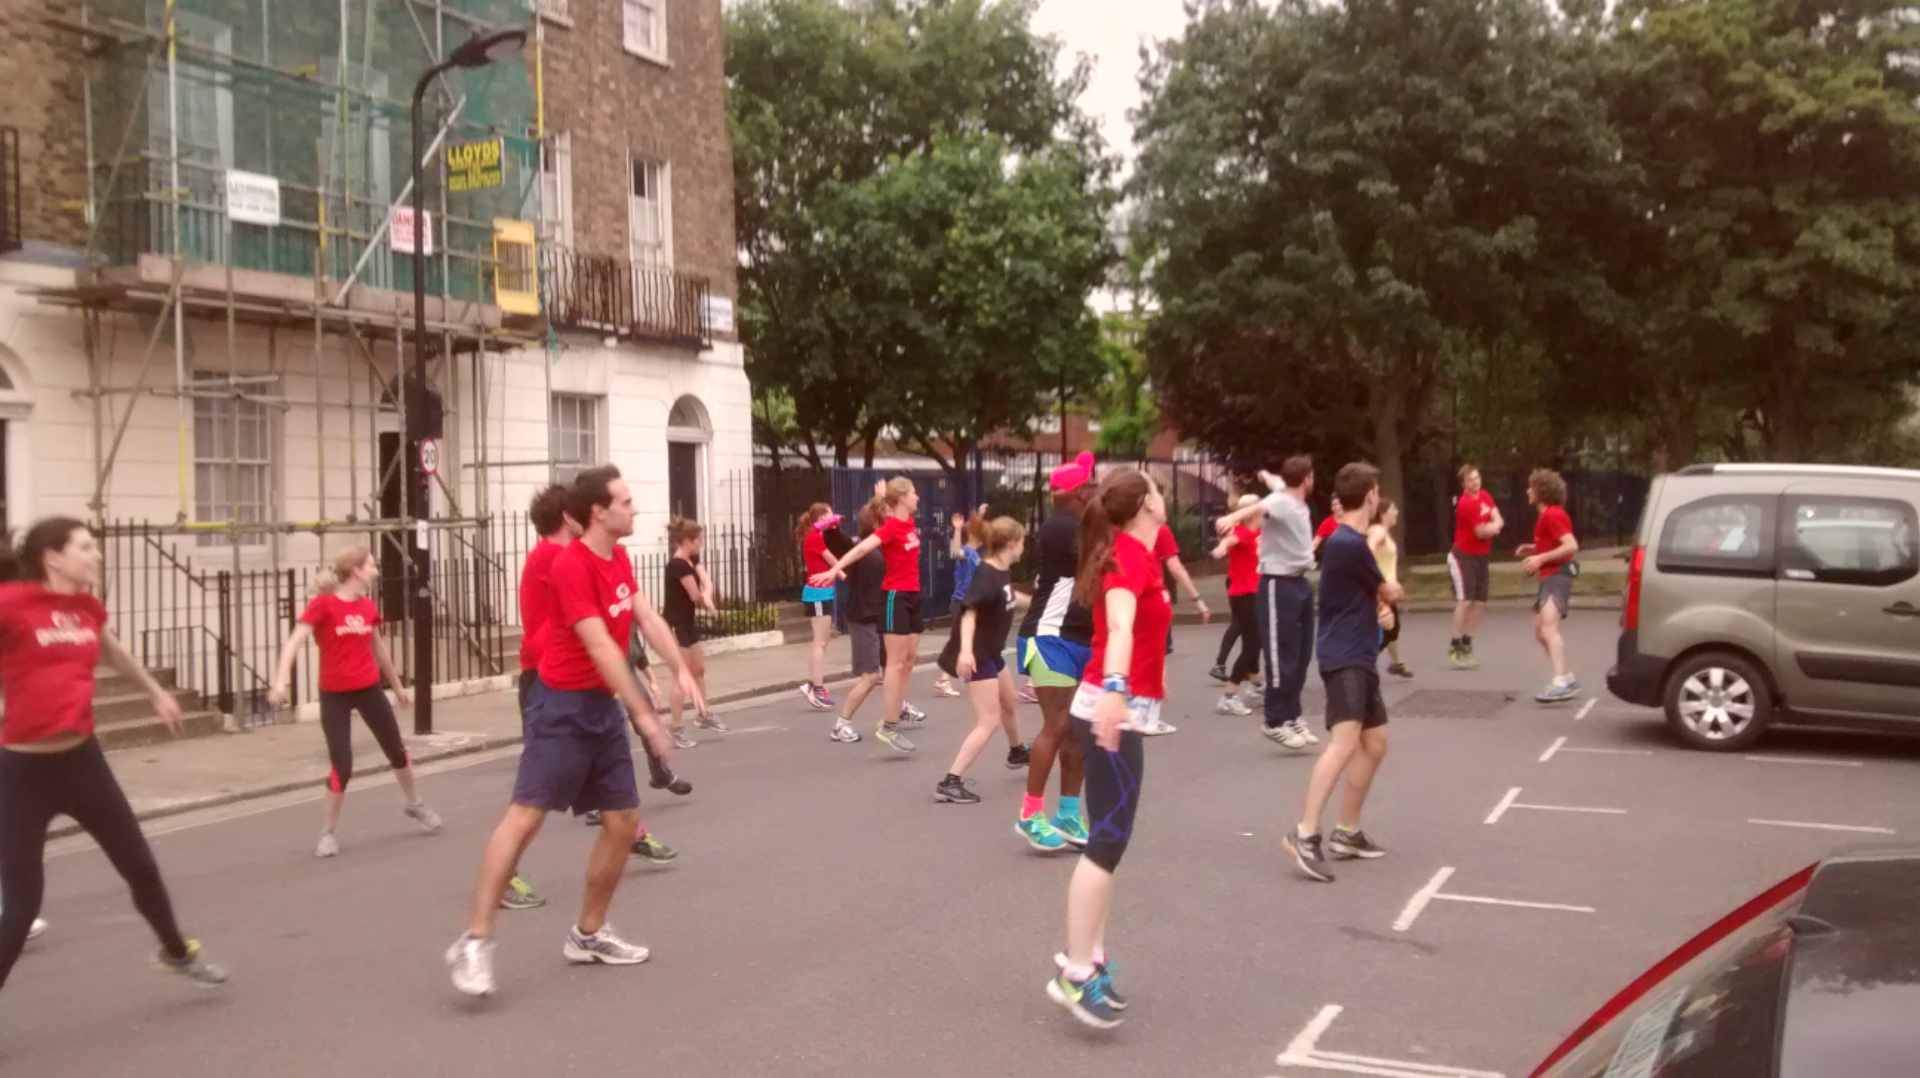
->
xmin=407 ymin=27 xmax=526 ymax=734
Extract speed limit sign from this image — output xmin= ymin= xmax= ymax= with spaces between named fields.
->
xmin=419 ymin=438 xmax=440 ymax=477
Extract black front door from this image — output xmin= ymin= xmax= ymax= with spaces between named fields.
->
xmin=668 ymin=442 xmax=699 ymax=520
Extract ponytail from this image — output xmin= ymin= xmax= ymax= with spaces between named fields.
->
xmin=865 ymin=477 xmax=914 ymax=528
xmin=1073 ymin=471 xmax=1152 ymax=608
xmin=797 ymin=502 xmax=832 ymax=544
xmin=667 ymin=515 xmax=704 ymax=549
xmin=311 ymin=546 xmax=371 ymax=599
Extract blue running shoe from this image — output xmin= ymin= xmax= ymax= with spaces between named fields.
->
xmin=1535 ymin=679 xmax=1582 ymax=704
xmin=1052 ymin=812 xmax=1089 ymax=849
xmin=1056 ymin=952 xmax=1127 ymax=1011
xmin=1017 ymin=814 xmax=1068 ymax=852
xmin=1046 ymin=970 xmax=1123 ymax=1029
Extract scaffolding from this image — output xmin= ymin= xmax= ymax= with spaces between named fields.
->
xmin=34 ymin=0 xmax=571 ymax=720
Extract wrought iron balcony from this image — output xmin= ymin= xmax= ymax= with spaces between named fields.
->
xmin=541 ymin=248 xmax=710 ymax=347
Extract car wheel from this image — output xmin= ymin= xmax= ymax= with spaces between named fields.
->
xmin=1663 ymin=652 xmax=1773 ymax=752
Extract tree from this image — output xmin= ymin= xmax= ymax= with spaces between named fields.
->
xmin=1131 ymin=0 xmax=1624 ymax=504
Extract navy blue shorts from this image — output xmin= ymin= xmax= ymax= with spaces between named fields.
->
xmin=511 ymin=679 xmax=639 ymax=816
xmin=967 ymin=655 xmax=1007 ymax=683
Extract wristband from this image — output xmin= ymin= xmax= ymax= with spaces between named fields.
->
xmin=1101 ymin=674 xmax=1131 ymax=696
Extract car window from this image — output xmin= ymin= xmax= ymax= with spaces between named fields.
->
xmin=1657 ymin=496 xmax=1774 ymax=576
xmin=1780 ymin=497 xmax=1919 ymax=588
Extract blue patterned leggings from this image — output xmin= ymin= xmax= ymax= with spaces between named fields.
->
xmin=1071 ymin=717 xmax=1145 ymax=873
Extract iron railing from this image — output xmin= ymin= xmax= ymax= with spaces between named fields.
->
xmin=541 ymin=248 xmax=709 ymax=347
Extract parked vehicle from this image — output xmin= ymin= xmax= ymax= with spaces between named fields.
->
xmin=1530 ymin=844 xmax=1920 ymax=1078
xmin=1608 ymin=464 xmax=1920 ymax=751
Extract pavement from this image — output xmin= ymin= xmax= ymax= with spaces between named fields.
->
xmin=13 ymin=609 xmax=1920 ymax=1077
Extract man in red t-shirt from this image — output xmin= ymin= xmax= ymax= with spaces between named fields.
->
xmin=1517 ymin=468 xmax=1581 ymax=704
xmin=1208 ymin=494 xmax=1262 ymax=714
xmin=1448 ymin=465 xmax=1503 ymax=669
xmin=449 ymin=466 xmax=703 ymax=998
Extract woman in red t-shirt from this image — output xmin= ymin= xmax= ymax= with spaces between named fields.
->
xmin=269 ymin=547 xmax=441 ymax=859
xmin=1208 ymin=493 xmax=1263 ymax=713
xmin=1517 ymin=468 xmax=1582 ymax=703
xmin=0 ymin=517 xmax=226 ymax=990
xmin=1046 ymin=470 xmax=1172 ymax=1032
xmin=797 ymin=502 xmax=848 ymax=711
xmin=809 ymin=478 xmax=922 ymax=753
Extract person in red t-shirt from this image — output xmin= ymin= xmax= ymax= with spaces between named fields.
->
xmin=1313 ymin=496 xmax=1344 ymax=562
xmin=0 ymin=517 xmax=226 ymax=992
xmin=1518 ymin=468 xmax=1581 ymax=703
xmin=796 ymin=502 xmax=848 ymax=710
xmin=1448 ymin=464 xmax=1504 ymax=669
xmin=1145 ymin=522 xmax=1208 ymax=730
xmin=1046 ymin=470 xmax=1173 ymax=1031
xmin=269 ymin=546 xmax=439 ymax=859
xmin=809 ymin=477 xmax=924 ymax=754
xmin=448 ymin=466 xmax=699 ymax=998
xmin=1208 ymin=494 xmax=1263 ymax=714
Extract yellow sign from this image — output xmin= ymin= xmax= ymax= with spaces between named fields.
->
xmin=445 ymin=138 xmax=504 ymax=193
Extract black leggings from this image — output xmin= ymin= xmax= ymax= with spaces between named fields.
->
xmin=321 ymin=686 xmax=410 ymax=793
xmin=0 ymin=739 xmax=190 ymax=990
xmin=1072 ymin=717 xmax=1145 ymax=874
xmin=1226 ymin=593 xmax=1261 ymax=683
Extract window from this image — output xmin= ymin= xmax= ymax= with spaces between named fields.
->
xmin=192 ymin=374 xmax=273 ymax=546
xmin=550 ymin=393 xmax=600 ymax=483
xmin=622 ymin=0 xmax=665 ymax=61
xmin=628 ymin=157 xmax=670 ymax=268
xmin=1780 ymin=496 xmax=1919 ymax=588
xmin=1657 ymin=496 xmax=1775 ymax=577
xmin=534 ymin=130 xmax=572 ymax=251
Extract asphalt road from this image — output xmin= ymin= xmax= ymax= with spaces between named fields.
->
xmin=9 ymin=610 xmax=1920 ymax=1077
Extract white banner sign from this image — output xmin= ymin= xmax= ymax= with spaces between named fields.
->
xmin=390 ymin=206 xmax=435 ymax=255
xmin=701 ymin=294 xmax=735 ymax=335
xmin=225 ymin=169 xmax=281 ymax=226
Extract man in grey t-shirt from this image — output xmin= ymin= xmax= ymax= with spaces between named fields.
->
xmin=1217 ymin=454 xmax=1320 ymax=750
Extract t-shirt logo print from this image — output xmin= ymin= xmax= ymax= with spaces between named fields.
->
xmin=36 ymin=611 xmax=99 ymax=648
xmin=337 ymin=613 xmax=375 ymax=638
xmin=610 ymin=581 xmax=635 ymax=619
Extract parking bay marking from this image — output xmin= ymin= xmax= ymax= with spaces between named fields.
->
xmin=1573 ymin=699 xmax=1596 ymax=721
xmin=1484 ymin=786 xmax=1626 ymax=825
xmin=1394 ymin=867 xmax=1596 ymax=932
xmin=1743 ymin=755 xmax=1863 ymax=768
xmin=1276 ymin=1003 xmax=1505 ymax=1078
xmin=1749 ymin=818 xmax=1894 ymax=836
xmin=1539 ymin=736 xmax=1653 ymax=763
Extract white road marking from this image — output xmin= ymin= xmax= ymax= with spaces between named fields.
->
xmin=1749 ymin=818 xmax=1895 ymax=835
xmin=1432 ymin=893 xmax=1597 ymax=915
xmin=1557 ymin=747 xmax=1655 ymax=756
xmin=1277 ymin=1003 xmax=1505 ymax=1078
xmin=1573 ymin=699 xmax=1597 ymax=721
xmin=1538 ymin=736 xmax=1566 ymax=763
xmin=1743 ymin=755 xmax=1863 ymax=768
xmin=1393 ymin=867 xmax=1455 ymax=932
xmin=1509 ymin=802 xmax=1627 ymax=816
xmin=1484 ymin=787 xmax=1523 ymax=825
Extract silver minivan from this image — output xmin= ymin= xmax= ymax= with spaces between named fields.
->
xmin=1608 ymin=464 xmax=1920 ymax=750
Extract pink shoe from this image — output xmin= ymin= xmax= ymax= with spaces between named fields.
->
xmin=1018 ymin=685 xmax=1039 ymax=704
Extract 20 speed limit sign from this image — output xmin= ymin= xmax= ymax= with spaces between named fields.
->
xmin=419 ymin=438 xmax=440 ymax=477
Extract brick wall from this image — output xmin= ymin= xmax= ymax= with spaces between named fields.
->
xmin=540 ymin=0 xmax=738 ymax=304
xmin=0 ymin=0 xmax=91 ymax=249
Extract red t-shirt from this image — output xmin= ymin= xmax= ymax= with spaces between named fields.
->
xmin=802 ymin=529 xmax=832 ymax=577
xmin=300 ymin=593 xmax=383 ymax=693
xmin=0 ymin=584 xmax=107 ymax=745
xmin=876 ymin=515 xmax=921 ymax=593
xmin=538 ymin=540 xmax=639 ymax=692
xmin=1455 ymin=491 xmax=1497 ymax=556
xmin=1152 ymin=525 xmax=1179 ymax=562
xmin=518 ymin=539 xmax=565 ymax=672
xmin=1534 ymin=506 xmax=1575 ymax=577
xmin=1082 ymin=533 xmax=1175 ymax=700
xmin=1316 ymin=515 xmax=1340 ymax=543
xmin=1227 ymin=525 xmax=1260 ymax=596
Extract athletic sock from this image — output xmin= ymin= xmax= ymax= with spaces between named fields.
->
xmin=1450 ymin=637 xmax=1461 ymax=649
xmin=1063 ymin=964 xmax=1097 ymax=983
xmin=1058 ymin=796 xmax=1081 ymax=819
xmin=1092 ymin=948 xmax=1107 ymax=967
xmin=1296 ymin=824 xmax=1316 ymax=840
xmin=1463 ymin=636 xmax=1473 ymax=648
xmin=1334 ymin=824 xmax=1358 ymax=834
xmin=1022 ymin=793 xmax=1045 ymax=819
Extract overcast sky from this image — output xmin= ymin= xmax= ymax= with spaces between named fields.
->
xmin=1030 ymin=0 xmax=1192 ymax=160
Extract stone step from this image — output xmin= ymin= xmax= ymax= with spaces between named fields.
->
xmin=92 ymin=689 xmax=208 ymax=725
xmin=92 ymin=710 xmax=226 ymax=751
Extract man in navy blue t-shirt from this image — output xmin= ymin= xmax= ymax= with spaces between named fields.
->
xmin=1281 ymin=462 xmax=1403 ymax=883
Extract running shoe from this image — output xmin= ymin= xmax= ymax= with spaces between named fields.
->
xmin=875 ymin=722 xmax=916 ymax=754
xmin=631 ymin=833 xmax=678 ymax=863
xmin=1461 ymin=643 xmax=1481 ymax=670
xmin=315 ymin=830 xmax=339 ymax=858
xmin=1281 ymin=830 xmax=1336 ymax=882
xmin=1047 ymin=970 xmax=1123 ymax=1030
xmin=1016 ymin=815 xmax=1068 ymax=852
xmin=1055 ymin=953 xmax=1128 ymax=1010
xmin=1138 ymin=720 xmax=1178 ymax=737
xmin=1018 ymin=685 xmax=1039 ymax=704
xmin=582 ymin=809 xmax=604 ymax=827
xmin=501 ymin=877 xmax=546 ymax=911
xmin=649 ymin=769 xmax=694 ymax=796
xmin=1215 ymin=695 xmax=1252 ymax=716
xmin=934 ymin=775 xmax=981 ymax=804
xmin=404 ymin=800 xmax=444 ymax=833
xmin=801 ymin=682 xmax=832 ymax=711
xmin=695 ymin=713 xmax=730 ymax=733
xmin=1006 ymin=743 xmax=1031 ymax=769
xmin=563 ymin=924 xmax=650 ymax=966
xmin=1262 ymin=724 xmax=1307 ymax=750
xmin=898 ymin=702 xmax=928 ymax=726
xmin=933 ymin=677 xmax=962 ymax=698
xmin=829 ymin=717 xmax=862 ymax=743
xmin=447 ymin=933 xmax=496 ymax=996
xmin=816 ymin=686 xmax=836 ymax=710
xmin=1287 ymin=718 xmax=1321 ymax=746
xmin=670 ymin=730 xmax=698 ymax=750
xmin=153 ymin=940 xmax=228 ymax=988
xmin=1328 ymin=828 xmax=1386 ymax=860
xmin=1535 ymin=679 xmax=1582 ymax=704
xmin=1387 ymin=662 xmax=1414 ymax=679
xmin=1208 ymin=663 xmax=1229 ymax=683
xmin=1052 ymin=813 xmax=1089 ymax=849
xmin=27 ymin=917 xmax=47 ymax=942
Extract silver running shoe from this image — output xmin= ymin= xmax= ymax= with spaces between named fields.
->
xmin=670 ymin=730 xmax=698 ymax=750
xmin=874 ymin=722 xmax=917 ymax=754
xmin=694 ymin=713 xmax=730 ymax=733
xmin=828 ymin=718 xmax=862 ymax=743
xmin=315 ymin=830 xmax=340 ymax=858
xmin=404 ymin=801 xmax=444 ymax=833
xmin=154 ymin=940 xmax=228 ymax=988
xmin=446 ymin=933 xmax=496 ymax=996
xmin=563 ymin=925 xmax=650 ymax=966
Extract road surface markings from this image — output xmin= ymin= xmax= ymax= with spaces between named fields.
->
xmin=1395 ymin=866 xmax=1595 ymax=932
xmin=1743 ymin=755 xmax=1863 ymax=768
xmin=1276 ymin=1003 xmax=1505 ymax=1078
xmin=1573 ymin=699 xmax=1597 ymax=721
xmin=1538 ymin=737 xmax=1566 ymax=762
xmin=1484 ymin=786 xmax=1626 ymax=825
xmin=1749 ymin=819 xmax=1894 ymax=835
xmin=1541 ymin=735 xmax=1655 ymax=763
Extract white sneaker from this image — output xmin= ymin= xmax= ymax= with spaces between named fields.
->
xmin=1288 ymin=719 xmax=1321 ymax=746
xmin=563 ymin=924 xmax=650 ymax=966
xmin=934 ymin=678 xmax=962 ymax=698
xmin=446 ymin=933 xmax=496 ymax=996
xmin=27 ymin=917 xmax=47 ymax=942
xmin=829 ymin=718 xmax=862 ymax=743
xmin=670 ymin=730 xmax=698 ymax=750
xmin=1215 ymin=695 xmax=1252 ymax=716
xmin=315 ymin=831 xmax=340 ymax=858
xmin=1138 ymin=720 xmax=1178 ymax=737
xmin=1263 ymin=724 xmax=1309 ymax=750
xmin=404 ymin=801 xmax=444 ymax=833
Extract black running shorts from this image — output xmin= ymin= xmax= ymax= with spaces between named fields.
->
xmin=1322 ymin=667 xmax=1388 ymax=730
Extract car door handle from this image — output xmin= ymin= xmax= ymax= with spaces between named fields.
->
xmin=1886 ymin=602 xmax=1920 ymax=618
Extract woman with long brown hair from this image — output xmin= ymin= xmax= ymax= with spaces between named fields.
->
xmin=796 ymin=502 xmax=848 ymax=710
xmin=269 ymin=546 xmax=441 ymax=858
xmin=1045 ymin=470 xmax=1172 ymax=1031
xmin=809 ymin=478 xmax=924 ymax=754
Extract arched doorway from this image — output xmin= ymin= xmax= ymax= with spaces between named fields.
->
xmin=666 ymin=395 xmax=709 ymax=522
